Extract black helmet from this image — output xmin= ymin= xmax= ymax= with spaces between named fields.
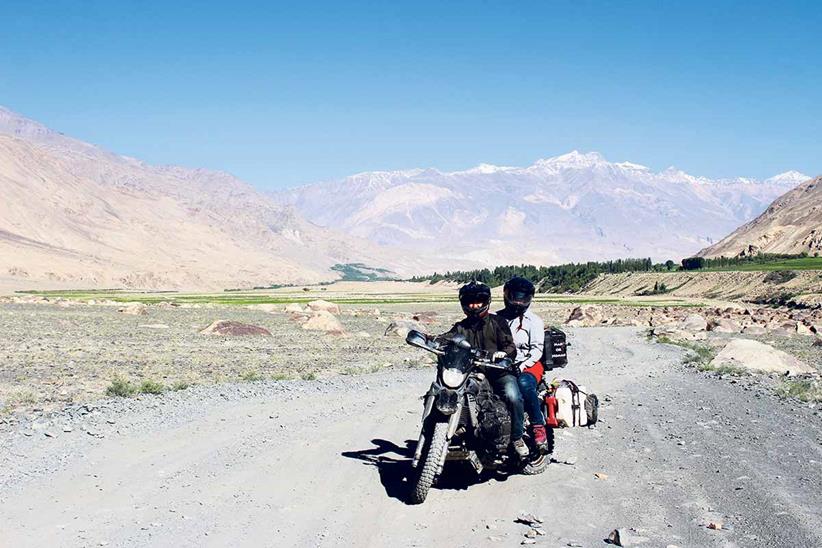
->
xmin=458 ymin=281 xmax=492 ymax=317
xmin=503 ymin=276 xmax=535 ymax=316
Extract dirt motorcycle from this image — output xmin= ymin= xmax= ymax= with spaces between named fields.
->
xmin=405 ymin=330 xmax=552 ymax=504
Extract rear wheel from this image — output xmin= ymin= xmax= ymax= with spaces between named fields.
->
xmin=409 ymin=421 xmax=449 ymax=504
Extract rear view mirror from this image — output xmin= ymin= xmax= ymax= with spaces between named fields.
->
xmin=405 ymin=330 xmax=429 ymax=349
xmin=406 ymin=330 xmax=444 ymax=355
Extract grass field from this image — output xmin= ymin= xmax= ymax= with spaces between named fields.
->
xmin=17 ymin=288 xmax=704 ymax=308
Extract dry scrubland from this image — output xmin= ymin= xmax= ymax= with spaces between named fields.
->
xmin=1 ymin=278 xmax=820 ymax=420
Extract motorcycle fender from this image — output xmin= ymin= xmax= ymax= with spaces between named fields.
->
xmin=412 ymin=386 xmax=439 ymax=468
xmin=437 ymin=406 xmax=464 ymax=476
xmin=435 ymin=388 xmax=460 ymax=415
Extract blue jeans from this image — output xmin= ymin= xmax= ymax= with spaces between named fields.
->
xmin=490 ymin=373 xmax=525 ymax=440
xmin=518 ymin=372 xmax=545 ymax=426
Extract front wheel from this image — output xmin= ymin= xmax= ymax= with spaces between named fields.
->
xmin=408 ymin=421 xmax=449 ymax=504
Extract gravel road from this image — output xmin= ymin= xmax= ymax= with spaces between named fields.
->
xmin=1 ymin=327 xmax=820 ymax=547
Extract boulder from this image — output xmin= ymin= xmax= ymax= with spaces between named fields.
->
xmin=680 ymin=314 xmax=708 ymax=331
xmin=741 ymin=324 xmax=767 ymax=336
xmin=707 ymin=318 xmax=741 ymax=333
xmin=307 ymin=299 xmax=341 ymax=315
xmin=284 ymin=303 xmax=304 ymax=314
xmin=200 ymin=320 xmax=271 ymax=336
xmin=118 ymin=302 xmax=148 ymax=316
xmin=566 ymin=305 xmax=602 ymax=327
xmin=796 ymin=322 xmax=814 ymax=336
xmin=709 ymin=339 xmax=815 ymax=375
xmin=384 ymin=319 xmax=424 ymax=338
xmin=412 ymin=311 xmax=438 ymax=325
xmin=301 ymin=310 xmax=345 ymax=335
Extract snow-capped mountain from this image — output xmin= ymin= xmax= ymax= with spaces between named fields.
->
xmin=276 ymin=151 xmax=810 ymax=265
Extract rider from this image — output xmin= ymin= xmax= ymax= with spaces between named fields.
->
xmin=441 ymin=281 xmax=529 ymax=458
xmin=496 ymin=276 xmax=548 ymax=451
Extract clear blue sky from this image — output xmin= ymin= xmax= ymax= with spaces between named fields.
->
xmin=1 ymin=1 xmax=820 ymax=189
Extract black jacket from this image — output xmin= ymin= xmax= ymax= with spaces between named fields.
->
xmin=441 ymin=313 xmax=516 ymax=359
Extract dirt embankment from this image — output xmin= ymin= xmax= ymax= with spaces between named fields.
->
xmin=582 ymin=270 xmax=822 ymax=304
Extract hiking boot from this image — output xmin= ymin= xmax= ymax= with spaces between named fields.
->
xmin=533 ymin=424 xmax=548 ymax=451
xmin=512 ymin=437 xmax=529 ymax=459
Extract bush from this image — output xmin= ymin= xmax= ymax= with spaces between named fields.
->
xmin=106 ymin=377 xmax=137 ymax=397
xmin=139 ymin=379 xmax=165 ymax=395
xmin=763 ymin=270 xmax=797 ymax=284
xmin=171 ymin=380 xmax=191 ymax=391
xmin=240 ymin=369 xmax=263 ymax=382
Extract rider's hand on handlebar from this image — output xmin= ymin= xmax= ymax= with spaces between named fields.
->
xmin=492 ymin=351 xmax=507 ymax=362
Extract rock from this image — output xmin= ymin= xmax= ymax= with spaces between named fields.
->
xmin=566 ymin=305 xmax=603 ymax=326
xmin=707 ymin=318 xmax=741 ymax=333
xmin=199 ymin=320 xmax=272 ymax=336
xmin=741 ymin=325 xmax=767 ymax=335
xmin=681 ymin=314 xmax=708 ymax=331
xmin=707 ymin=522 xmax=723 ymax=530
xmin=813 ymin=338 xmax=822 ymax=347
xmin=118 ymin=302 xmax=147 ymax=315
xmin=521 ymin=540 xmax=536 ymax=545
xmin=594 ymin=472 xmax=609 ymax=480
xmin=524 ymin=529 xmax=539 ymax=538
xmin=284 ymin=303 xmax=304 ymax=314
xmin=709 ymin=339 xmax=815 ymax=375
xmin=301 ymin=310 xmax=345 ymax=335
xmin=606 ymin=529 xmax=623 ymax=546
xmin=412 ymin=311 xmax=438 ymax=325
xmin=515 ymin=512 xmax=544 ymax=526
xmin=796 ymin=322 xmax=814 ymax=336
xmin=384 ymin=320 xmax=423 ymax=338
xmin=307 ymin=300 xmax=341 ymax=315
xmin=138 ymin=324 xmax=169 ymax=330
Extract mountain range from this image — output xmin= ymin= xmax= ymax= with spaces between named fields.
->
xmin=275 ymin=153 xmax=809 ymax=266
xmin=0 ymin=105 xmax=815 ymax=291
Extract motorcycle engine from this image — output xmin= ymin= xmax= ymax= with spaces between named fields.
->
xmin=475 ymin=389 xmax=512 ymax=454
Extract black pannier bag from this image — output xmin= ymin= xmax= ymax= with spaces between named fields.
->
xmin=542 ymin=327 xmax=568 ymax=369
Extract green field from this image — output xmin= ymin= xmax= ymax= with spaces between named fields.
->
xmin=16 ymin=288 xmax=704 ymax=308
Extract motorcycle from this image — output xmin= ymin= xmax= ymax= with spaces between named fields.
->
xmin=405 ymin=329 xmax=552 ymax=504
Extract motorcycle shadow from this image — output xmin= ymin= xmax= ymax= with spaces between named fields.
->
xmin=341 ymin=439 xmax=492 ymax=503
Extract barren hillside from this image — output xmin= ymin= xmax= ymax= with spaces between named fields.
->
xmin=0 ymin=108 xmax=421 ymax=291
xmin=699 ymin=176 xmax=822 ymax=258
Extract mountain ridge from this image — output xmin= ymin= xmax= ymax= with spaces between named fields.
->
xmin=276 ymin=152 xmax=809 ymax=266
xmin=0 ymin=107 xmax=431 ymax=291
xmin=698 ymin=176 xmax=822 ymax=258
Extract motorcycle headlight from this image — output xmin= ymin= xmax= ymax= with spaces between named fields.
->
xmin=441 ymin=367 xmax=467 ymax=388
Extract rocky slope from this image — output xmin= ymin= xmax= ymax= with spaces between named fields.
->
xmin=276 ymin=152 xmax=808 ymax=265
xmin=699 ymin=176 xmax=822 ymax=258
xmin=581 ymin=270 xmax=822 ymax=302
xmin=0 ymin=107 xmax=421 ymax=290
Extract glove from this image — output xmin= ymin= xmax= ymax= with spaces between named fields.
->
xmin=492 ymin=351 xmax=507 ymax=362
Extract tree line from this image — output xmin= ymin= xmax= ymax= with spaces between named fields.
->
xmin=410 ymin=258 xmax=677 ymax=293
xmin=411 ymin=252 xmax=815 ymax=293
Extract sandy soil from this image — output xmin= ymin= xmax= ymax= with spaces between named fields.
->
xmin=1 ymin=327 xmax=820 ymax=547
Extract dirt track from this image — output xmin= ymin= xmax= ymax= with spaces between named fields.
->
xmin=1 ymin=327 xmax=821 ymax=547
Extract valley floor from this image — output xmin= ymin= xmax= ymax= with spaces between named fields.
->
xmin=0 ymin=328 xmax=820 ymax=547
